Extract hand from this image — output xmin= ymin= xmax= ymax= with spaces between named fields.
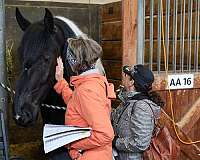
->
xmin=55 ymin=57 xmax=64 ymax=81
xmin=69 ymin=149 xmax=81 ymax=160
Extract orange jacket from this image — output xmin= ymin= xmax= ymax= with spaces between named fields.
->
xmin=54 ymin=73 xmax=116 ymax=160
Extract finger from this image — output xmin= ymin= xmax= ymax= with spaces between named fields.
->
xmin=57 ymin=57 xmax=61 ymax=65
xmin=59 ymin=58 xmax=64 ymax=68
xmin=55 ymin=66 xmax=59 ymax=74
xmin=58 ymin=58 xmax=63 ymax=68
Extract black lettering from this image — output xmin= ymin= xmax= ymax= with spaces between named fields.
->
xmin=170 ymin=79 xmax=175 ymax=86
xmin=176 ymin=78 xmax=181 ymax=86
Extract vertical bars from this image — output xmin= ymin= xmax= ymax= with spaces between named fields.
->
xmin=187 ymin=0 xmax=193 ymax=71
xmin=165 ymin=0 xmax=170 ymax=71
xmin=172 ymin=0 xmax=178 ymax=72
xmin=180 ymin=0 xmax=186 ymax=72
xmin=157 ymin=0 xmax=162 ymax=73
xmin=137 ymin=0 xmax=145 ymax=64
xmin=143 ymin=0 xmax=145 ymax=65
xmin=149 ymin=0 xmax=154 ymax=70
xmin=139 ymin=0 xmax=199 ymax=73
xmin=194 ymin=0 xmax=200 ymax=71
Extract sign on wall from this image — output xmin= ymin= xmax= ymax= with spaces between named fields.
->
xmin=168 ymin=74 xmax=194 ymax=90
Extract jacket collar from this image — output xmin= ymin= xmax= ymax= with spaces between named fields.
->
xmin=70 ymin=73 xmax=116 ymax=100
xmin=80 ymin=68 xmax=99 ymax=76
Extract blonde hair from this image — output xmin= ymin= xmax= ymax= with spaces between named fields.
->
xmin=67 ymin=37 xmax=103 ymax=73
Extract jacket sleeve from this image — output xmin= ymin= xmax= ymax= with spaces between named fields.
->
xmin=71 ymin=85 xmax=114 ymax=150
xmin=54 ymin=79 xmax=73 ymax=104
xmin=115 ymin=101 xmax=154 ymax=152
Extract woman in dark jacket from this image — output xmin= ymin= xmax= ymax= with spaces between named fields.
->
xmin=112 ymin=64 xmax=164 ymax=160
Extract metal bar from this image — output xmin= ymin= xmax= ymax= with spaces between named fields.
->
xmin=165 ymin=0 xmax=170 ymax=71
xmin=187 ymin=0 xmax=193 ymax=71
xmin=0 ymin=0 xmax=9 ymax=159
xmin=194 ymin=0 xmax=198 ymax=71
xmin=1 ymin=113 xmax=8 ymax=160
xmin=137 ymin=0 xmax=144 ymax=64
xmin=157 ymin=0 xmax=161 ymax=73
xmin=143 ymin=0 xmax=145 ymax=65
xmin=181 ymin=0 xmax=186 ymax=72
xmin=195 ymin=0 xmax=200 ymax=71
xmin=172 ymin=0 xmax=178 ymax=72
xmin=149 ymin=0 xmax=154 ymax=70
xmin=180 ymin=0 xmax=183 ymax=71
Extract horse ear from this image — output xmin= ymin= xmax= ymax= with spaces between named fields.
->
xmin=44 ymin=8 xmax=54 ymax=33
xmin=16 ymin=8 xmax=31 ymax=31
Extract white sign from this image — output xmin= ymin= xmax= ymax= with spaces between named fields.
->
xmin=168 ymin=74 xmax=194 ymax=90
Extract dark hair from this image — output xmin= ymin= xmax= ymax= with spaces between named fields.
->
xmin=134 ymin=82 xmax=152 ymax=93
xmin=148 ymin=91 xmax=165 ymax=108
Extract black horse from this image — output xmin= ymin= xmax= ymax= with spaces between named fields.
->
xmin=13 ymin=8 xmax=90 ymax=127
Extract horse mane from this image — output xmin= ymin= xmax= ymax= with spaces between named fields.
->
xmin=55 ymin=16 xmax=88 ymax=38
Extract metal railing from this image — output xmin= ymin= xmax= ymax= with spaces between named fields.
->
xmin=137 ymin=0 xmax=200 ymax=73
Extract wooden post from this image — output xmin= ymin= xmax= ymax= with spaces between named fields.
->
xmin=122 ymin=0 xmax=138 ymax=82
xmin=122 ymin=0 xmax=138 ymax=66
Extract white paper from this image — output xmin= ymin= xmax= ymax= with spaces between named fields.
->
xmin=43 ymin=124 xmax=91 ymax=153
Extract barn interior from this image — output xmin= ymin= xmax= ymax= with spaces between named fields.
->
xmin=4 ymin=0 xmax=200 ymax=159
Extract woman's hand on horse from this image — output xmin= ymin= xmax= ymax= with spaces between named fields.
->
xmin=55 ymin=57 xmax=64 ymax=81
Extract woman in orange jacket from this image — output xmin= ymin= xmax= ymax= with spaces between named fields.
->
xmin=54 ymin=37 xmax=116 ymax=160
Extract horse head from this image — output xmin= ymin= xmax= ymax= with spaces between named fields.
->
xmin=13 ymin=8 xmax=78 ymax=126
xmin=13 ymin=8 xmax=105 ymax=127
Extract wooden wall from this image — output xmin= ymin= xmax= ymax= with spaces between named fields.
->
xmin=101 ymin=1 xmax=200 ymax=159
xmin=100 ymin=1 xmax=122 ymax=106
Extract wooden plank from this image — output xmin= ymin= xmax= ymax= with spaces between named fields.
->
xmin=122 ymin=0 xmax=137 ymax=81
xmin=177 ymin=93 xmax=200 ymax=135
xmin=102 ymin=41 xmax=122 ymax=60
xmin=159 ymin=110 xmax=200 ymax=160
xmin=100 ymin=1 xmax=122 ymax=22
xmin=5 ymin=0 xmax=97 ymax=8
xmin=103 ymin=60 xmax=122 ymax=80
xmin=101 ymin=21 xmax=122 ymax=41
xmin=145 ymin=12 xmax=197 ymax=40
xmin=172 ymin=90 xmax=189 ymax=122
xmin=185 ymin=89 xmax=199 ymax=147
xmin=102 ymin=40 xmax=200 ymax=65
xmin=190 ymin=116 xmax=200 ymax=148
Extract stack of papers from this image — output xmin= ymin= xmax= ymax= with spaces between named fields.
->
xmin=43 ymin=124 xmax=91 ymax=153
